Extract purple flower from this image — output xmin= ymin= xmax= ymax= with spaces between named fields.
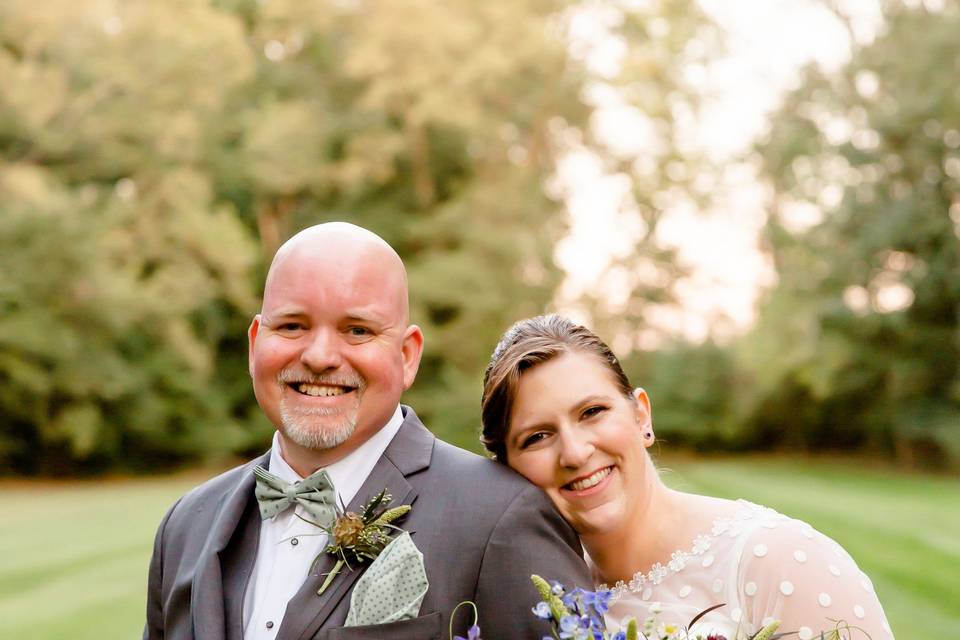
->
xmin=453 ymin=624 xmax=481 ymax=640
xmin=592 ymin=588 xmax=613 ymax=615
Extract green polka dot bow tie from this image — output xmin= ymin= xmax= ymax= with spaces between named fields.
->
xmin=252 ymin=465 xmax=337 ymax=528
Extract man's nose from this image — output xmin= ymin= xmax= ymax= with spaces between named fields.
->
xmin=557 ymin=428 xmax=595 ymax=469
xmin=300 ymin=328 xmax=343 ymax=372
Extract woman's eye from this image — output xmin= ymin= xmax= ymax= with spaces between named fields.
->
xmin=582 ymin=405 xmax=607 ymax=419
xmin=521 ymin=432 xmax=549 ymax=449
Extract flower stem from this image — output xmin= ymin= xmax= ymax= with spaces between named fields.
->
xmin=317 ymin=559 xmax=344 ymax=596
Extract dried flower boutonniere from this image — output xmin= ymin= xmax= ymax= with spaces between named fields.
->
xmin=301 ymin=488 xmax=411 ymax=596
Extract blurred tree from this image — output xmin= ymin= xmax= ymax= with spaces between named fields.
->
xmin=0 ymin=0 xmax=263 ymax=472
xmin=1 ymin=0 xmax=718 ymax=471
xmin=209 ymin=0 xmax=718 ymax=450
xmin=623 ymin=340 xmax=741 ymax=450
xmin=745 ymin=0 xmax=960 ymax=466
xmin=554 ymin=0 xmax=721 ymax=343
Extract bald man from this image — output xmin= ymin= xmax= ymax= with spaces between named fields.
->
xmin=143 ymin=223 xmax=591 ymax=640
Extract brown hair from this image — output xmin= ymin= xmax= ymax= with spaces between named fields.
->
xmin=480 ymin=314 xmax=632 ymax=462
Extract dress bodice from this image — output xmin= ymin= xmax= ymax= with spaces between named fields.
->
xmin=592 ymin=500 xmax=894 ymax=640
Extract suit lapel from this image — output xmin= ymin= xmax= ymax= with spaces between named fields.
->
xmin=191 ymin=452 xmax=269 ymax=640
xmin=221 ymin=490 xmax=261 ymax=640
xmin=279 ymin=407 xmax=435 ymax=640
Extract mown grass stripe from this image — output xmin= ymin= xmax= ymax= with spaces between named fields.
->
xmin=0 ymin=460 xmax=954 ymax=640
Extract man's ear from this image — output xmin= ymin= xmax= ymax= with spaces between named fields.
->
xmin=401 ymin=324 xmax=425 ymax=389
xmin=248 ymin=314 xmax=262 ymax=377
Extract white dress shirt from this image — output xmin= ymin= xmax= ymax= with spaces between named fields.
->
xmin=242 ymin=406 xmax=405 ymax=640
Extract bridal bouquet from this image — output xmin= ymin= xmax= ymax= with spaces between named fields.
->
xmin=527 ymin=575 xmax=781 ymax=640
xmin=448 ymin=575 xmax=874 ymax=640
xmin=450 ymin=575 xmax=784 ymax=640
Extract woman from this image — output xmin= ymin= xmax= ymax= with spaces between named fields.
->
xmin=481 ymin=315 xmax=893 ymax=640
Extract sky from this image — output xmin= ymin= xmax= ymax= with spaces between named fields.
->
xmin=555 ymin=0 xmax=885 ymax=343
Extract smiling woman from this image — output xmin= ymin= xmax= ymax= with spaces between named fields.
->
xmin=481 ymin=315 xmax=896 ymax=640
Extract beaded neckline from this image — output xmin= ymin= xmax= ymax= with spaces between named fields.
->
xmin=595 ymin=499 xmax=782 ymax=599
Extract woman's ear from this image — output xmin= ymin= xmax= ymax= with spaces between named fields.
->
xmin=633 ymin=387 xmax=654 ymax=446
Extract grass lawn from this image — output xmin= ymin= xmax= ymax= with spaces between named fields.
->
xmin=1 ymin=458 xmax=955 ymax=639
xmin=659 ymin=456 xmax=960 ymax=639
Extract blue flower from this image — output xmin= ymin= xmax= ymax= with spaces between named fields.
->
xmin=560 ymin=615 xmax=581 ymax=632
xmin=562 ymin=587 xmax=588 ymax=613
xmin=591 ymin=589 xmax=613 ymax=615
xmin=558 ymin=614 xmax=584 ymax=638
xmin=532 ymin=601 xmax=553 ymax=620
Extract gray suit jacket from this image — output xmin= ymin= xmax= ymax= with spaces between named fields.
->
xmin=144 ymin=406 xmax=592 ymax=639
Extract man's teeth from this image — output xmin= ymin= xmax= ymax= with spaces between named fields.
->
xmin=569 ymin=467 xmax=612 ymax=491
xmin=296 ymin=384 xmax=347 ymax=397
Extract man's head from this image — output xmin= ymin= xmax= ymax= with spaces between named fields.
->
xmin=248 ymin=222 xmax=424 ymax=468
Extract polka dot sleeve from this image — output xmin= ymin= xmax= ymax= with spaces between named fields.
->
xmin=737 ymin=518 xmax=894 ymax=639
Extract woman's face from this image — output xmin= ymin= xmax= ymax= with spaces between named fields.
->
xmin=505 ymin=350 xmax=653 ymax=537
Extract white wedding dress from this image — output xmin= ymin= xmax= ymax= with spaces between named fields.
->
xmin=591 ymin=500 xmax=894 ymax=640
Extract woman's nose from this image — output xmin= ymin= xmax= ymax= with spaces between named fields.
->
xmin=557 ymin=428 xmax=595 ymax=469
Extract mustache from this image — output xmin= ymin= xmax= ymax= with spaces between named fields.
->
xmin=277 ymin=369 xmax=364 ymax=389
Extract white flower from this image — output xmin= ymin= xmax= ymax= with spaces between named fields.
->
xmin=649 ymin=602 xmax=663 ymax=615
xmin=692 ymin=534 xmax=712 ymax=554
xmin=712 ymin=518 xmax=732 ymax=536
xmin=657 ymin=622 xmax=682 ymax=639
xmin=649 ymin=562 xmax=668 ymax=584
xmin=609 ymin=580 xmax=627 ymax=599
xmin=668 ymin=551 xmax=687 ymax=572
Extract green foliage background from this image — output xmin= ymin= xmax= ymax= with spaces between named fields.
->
xmin=0 ymin=0 xmax=711 ymax=472
xmin=633 ymin=1 xmax=960 ymax=469
xmin=2 ymin=0 xmax=959 ymax=473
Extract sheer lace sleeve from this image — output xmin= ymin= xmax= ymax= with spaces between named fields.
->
xmin=737 ymin=517 xmax=894 ymax=639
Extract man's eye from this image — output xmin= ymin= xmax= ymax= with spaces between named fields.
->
xmin=347 ymin=326 xmax=371 ymax=337
xmin=278 ymin=323 xmax=303 ymax=332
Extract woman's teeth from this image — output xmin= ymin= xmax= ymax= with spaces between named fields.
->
xmin=568 ymin=467 xmax=612 ymax=491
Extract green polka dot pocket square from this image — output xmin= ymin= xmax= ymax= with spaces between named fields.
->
xmin=344 ymin=531 xmax=429 ymax=627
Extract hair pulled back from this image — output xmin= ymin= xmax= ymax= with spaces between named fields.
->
xmin=480 ymin=314 xmax=632 ymax=462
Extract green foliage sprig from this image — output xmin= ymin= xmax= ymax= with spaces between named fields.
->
xmin=299 ymin=488 xmax=411 ymax=595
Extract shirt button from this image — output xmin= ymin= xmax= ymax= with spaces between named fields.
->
xmin=291 ymin=537 xmax=299 ymax=546
xmin=266 ymin=620 xmax=274 ymax=629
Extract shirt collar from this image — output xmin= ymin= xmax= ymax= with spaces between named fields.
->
xmin=269 ymin=405 xmax=405 ymax=508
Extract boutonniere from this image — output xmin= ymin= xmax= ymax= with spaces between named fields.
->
xmin=302 ymin=488 xmax=411 ymax=596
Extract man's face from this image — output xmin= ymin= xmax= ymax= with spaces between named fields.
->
xmin=248 ymin=245 xmax=422 ymax=458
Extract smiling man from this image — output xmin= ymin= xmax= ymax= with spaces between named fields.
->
xmin=143 ymin=223 xmax=591 ymax=640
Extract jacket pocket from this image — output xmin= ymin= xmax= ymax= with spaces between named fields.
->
xmin=323 ymin=611 xmax=442 ymax=640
